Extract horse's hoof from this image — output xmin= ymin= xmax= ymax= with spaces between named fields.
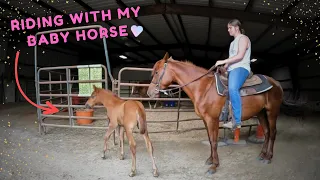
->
xmin=153 ymin=170 xmax=159 ymax=177
xmin=263 ymin=159 xmax=271 ymax=164
xmin=119 ymin=154 xmax=124 ymax=160
xmin=129 ymin=171 xmax=136 ymax=177
xmin=205 ymin=157 xmax=213 ymax=165
xmin=256 ymin=156 xmax=264 ymax=161
xmin=206 ymin=168 xmax=216 ymax=175
xmin=101 ymin=155 xmax=106 ymax=160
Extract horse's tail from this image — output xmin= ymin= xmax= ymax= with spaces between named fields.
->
xmin=136 ymin=110 xmax=146 ymax=134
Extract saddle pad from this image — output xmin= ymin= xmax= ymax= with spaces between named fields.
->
xmin=214 ymin=73 xmax=273 ymax=96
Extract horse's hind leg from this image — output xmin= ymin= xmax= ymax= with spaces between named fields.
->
xmin=119 ymin=126 xmax=125 ymax=160
xmin=125 ymin=127 xmax=137 ymax=177
xmin=256 ymin=109 xmax=270 ymax=161
xmin=101 ymin=123 xmax=118 ymax=159
xmin=264 ymin=109 xmax=279 ymax=164
xmin=143 ymin=131 xmax=159 ymax=177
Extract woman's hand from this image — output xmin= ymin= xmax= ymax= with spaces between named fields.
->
xmin=214 ymin=60 xmax=226 ymax=67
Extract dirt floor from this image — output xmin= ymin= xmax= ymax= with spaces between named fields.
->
xmin=0 ymin=102 xmax=320 ymax=180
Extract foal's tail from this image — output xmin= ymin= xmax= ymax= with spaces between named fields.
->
xmin=136 ymin=110 xmax=146 ymax=134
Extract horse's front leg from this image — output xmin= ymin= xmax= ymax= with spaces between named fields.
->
xmin=203 ymin=120 xmax=213 ymax=165
xmin=205 ymin=117 xmax=220 ymax=174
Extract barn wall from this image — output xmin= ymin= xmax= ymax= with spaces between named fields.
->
xmin=298 ymin=57 xmax=320 ymax=101
xmin=2 ymin=41 xmax=80 ymax=103
xmin=270 ymin=57 xmax=320 ymax=109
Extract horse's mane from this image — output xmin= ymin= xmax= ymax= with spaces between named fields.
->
xmin=151 ymin=57 xmax=214 ymax=76
xmin=168 ymin=58 xmax=211 ymax=73
xmin=97 ymin=87 xmax=120 ymax=99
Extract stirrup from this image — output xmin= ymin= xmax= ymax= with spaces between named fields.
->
xmin=223 ymin=121 xmax=241 ymax=131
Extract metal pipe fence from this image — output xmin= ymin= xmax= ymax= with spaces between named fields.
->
xmin=36 ymin=64 xmax=110 ymax=135
xmin=33 ymin=25 xmax=258 ymax=138
xmin=116 ymin=67 xmax=202 ymax=132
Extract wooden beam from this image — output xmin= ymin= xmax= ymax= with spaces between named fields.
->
xmin=252 ymin=25 xmax=274 ymax=44
xmin=108 ymin=43 xmax=223 ymax=53
xmin=115 ymin=0 xmax=164 ymax=58
xmin=205 ymin=0 xmax=213 ymax=59
xmin=244 ymin=0 xmax=254 ymax=12
xmin=107 ymin=43 xmax=274 ymax=60
xmin=256 ymin=0 xmax=303 ymax=50
xmin=264 ymin=31 xmax=297 ymax=53
xmin=170 ymin=0 xmax=192 ymax=58
xmin=132 ymin=4 xmax=305 ymax=29
xmin=155 ymin=0 xmax=183 ymax=57
xmin=116 ymin=0 xmax=163 ymax=45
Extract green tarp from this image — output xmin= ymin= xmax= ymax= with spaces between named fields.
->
xmin=78 ymin=66 xmax=102 ymax=95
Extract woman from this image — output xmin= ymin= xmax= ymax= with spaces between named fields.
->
xmin=214 ymin=19 xmax=251 ymax=130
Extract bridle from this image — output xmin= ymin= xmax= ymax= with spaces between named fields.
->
xmin=150 ymin=59 xmax=169 ymax=95
xmin=150 ymin=58 xmax=219 ymax=97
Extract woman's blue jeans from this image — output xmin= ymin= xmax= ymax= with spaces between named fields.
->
xmin=228 ymin=67 xmax=250 ymax=125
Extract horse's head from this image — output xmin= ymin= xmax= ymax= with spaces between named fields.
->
xmin=131 ymin=85 xmax=139 ymax=96
xmin=85 ymin=85 xmax=102 ymax=109
xmin=147 ymin=52 xmax=174 ymax=98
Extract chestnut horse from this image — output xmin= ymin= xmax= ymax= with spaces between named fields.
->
xmin=85 ymin=85 xmax=159 ymax=177
xmin=147 ymin=53 xmax=283 ymax=175
xmin=131 ymin=80 xmax=161 ymax=109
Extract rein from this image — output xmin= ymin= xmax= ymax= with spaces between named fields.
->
xmin=152 ymin=62 xmax=220 ymax=97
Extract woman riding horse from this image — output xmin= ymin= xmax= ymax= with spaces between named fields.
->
xmin=214 ymin=19 xmax=251 ymax=130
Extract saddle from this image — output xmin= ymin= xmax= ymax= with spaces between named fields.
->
xmin=217 ymin=66 xmax=261 ymax=87
xmin=214 ymin=66 xmax=273 ymax=122
xmin=215 ymin=66 xmax=272 ymax=97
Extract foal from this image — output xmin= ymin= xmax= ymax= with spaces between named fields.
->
xmin=85 ymin=85 xmax=159 ymax=177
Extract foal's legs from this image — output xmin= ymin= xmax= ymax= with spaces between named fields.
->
xmin=256 ymin=110 xmax=270 ymax=160
xmin=148 ymin=101 xmax=152 ymax=109
xmin=119 ymin=126 xmax=125 ymax=160
xmin=125 ymin=127 xmax=137 ymax=177
xmin=143 ymin=131 xmax=159 ymax=177
xmin=101 ymin=123 xmax=118 ymax=159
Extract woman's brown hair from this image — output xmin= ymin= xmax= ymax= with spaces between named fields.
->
xmin=228 ymin=19 xmax=245 ymax=34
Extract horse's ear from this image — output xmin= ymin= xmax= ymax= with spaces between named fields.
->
xmin=163 ymin=52 xmax=169 ymax=60
xmin=93 ymin=85 xmax=97 ymax=91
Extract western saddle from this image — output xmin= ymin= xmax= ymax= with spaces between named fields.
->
xmin=216 ymin=66 xmax=262 ymax=88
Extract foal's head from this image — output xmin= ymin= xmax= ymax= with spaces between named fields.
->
xmin=147 ymin=52 xmax=174 ymax=98
xmin=85 ymin=85 xmax=104 ymax=109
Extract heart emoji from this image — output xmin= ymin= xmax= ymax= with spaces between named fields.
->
xmin=131 ymin=25 xmax=143 ymax=37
